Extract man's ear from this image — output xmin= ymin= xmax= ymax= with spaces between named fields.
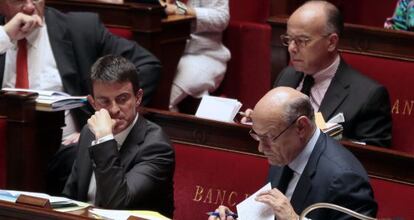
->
xmin=327 ymin=33 xmax=339 ymax=52
xmin=87 ymin=95 xmax=97 ymax=110
xmin=296 ymin=116 xmax=310 ymax=136
xmin=135 ymin=89 xmax=144 ymax=107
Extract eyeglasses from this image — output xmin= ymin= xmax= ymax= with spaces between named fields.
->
xmin=7 ymin=0 xmax=42 ymax=7
xmin=280 ymin=33 xmax=331 ymax=48
xmin=249 ymin=116 xmax=301 ymax=144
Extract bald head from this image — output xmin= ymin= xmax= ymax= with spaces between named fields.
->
xmin=251 ymin=87 xmax=316 ymax=166
xmin=253 ymin=87 xmax=314 ymax=126
xmin=289 ymin=0 xmax=343 ymax=37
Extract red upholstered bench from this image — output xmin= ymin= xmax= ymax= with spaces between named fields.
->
xmin=173 ymin=143 xmax=268 ymax=220
xmin=341 ymin=52 xmax=414 ymax=154
xmin=107 ymin=27 xmax=133 ymax=40
xmin=371 ymin=178 xmax=414 ymax=219
xmin=0 ymin=116 xmax=7 ymax=188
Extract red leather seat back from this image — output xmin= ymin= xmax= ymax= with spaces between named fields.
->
xmin=229 ymin=0 xmax=270 ymax=23
xmin=107 ymin=27 xmax=133 ymax=40
xmin=341 ymin=52 xmax=414 ymax=153
xmin=173 ymin=143 xmax=268 ymax=220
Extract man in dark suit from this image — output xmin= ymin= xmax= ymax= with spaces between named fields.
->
xmin=242 ymin=0 xmax=392 ymax=147
xmin=0 ymin=0 xmax=161 ymax=194
xmin=209 ymin=87 xmax=377 ymax=220
xmin=63 ymin=55 xmax=174 ymax=217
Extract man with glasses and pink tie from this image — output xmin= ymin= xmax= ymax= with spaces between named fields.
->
xmin=0 ymin=0 xmax=161 ymax=194
xmin=242 ymin=0 xmax=392 ymax=148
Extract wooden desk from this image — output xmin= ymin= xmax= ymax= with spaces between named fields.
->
xmin=268 ymin=16 xmax=414 ymax=82
xmin=141 ymin=107 xmax=414 ymax=185
xmin=0 ymin=200 xmax=149 ymax=220
xmin=46 ymin=0 xmax=194 ymax=109
xmin=0 ymin=91 xmax=64 ymax=192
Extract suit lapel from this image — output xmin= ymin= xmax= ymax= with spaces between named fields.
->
xmin=318 ymin=59 xmax=350 ymax=120
xmin=44 ymin=8 xmax=81 ymax=95
xmin=77 ymin=128 xmax=94 ymax=200
xmin=118 ymin=117 xmax=146 ymax=168
xmin=278 ymin=70 xmax=303 ymax=88
xmin=290 ymin=133 xmax=326 ymax=213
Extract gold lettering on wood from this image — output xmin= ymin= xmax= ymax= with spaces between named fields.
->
xmin=403 ymin=100 xmax=414 ymax=115
xmin=392 ymin=99 xmax=399 ymax=114
xmin=192 ymin=185 xmax=249 ymax=206
xmin=193 ymin=185 xmax=204 ymax=202
xmin=214 ymin=189 xmax=227 ymax=205
xmin=203 ymin=188 xmax=213 ymax=203
xmin=228 ymin=191 xmax=238 ymax=207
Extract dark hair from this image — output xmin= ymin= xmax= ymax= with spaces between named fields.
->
xmin=90 ymin=55 xmax=141 ymax=94
xmin=284 ymin=95 xmax=315 ymax=124
xmin=324 ymin=1 xmax=344 ymax=37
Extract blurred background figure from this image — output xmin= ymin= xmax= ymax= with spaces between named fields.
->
xmin=161 ymin=0 xmax=231 ymax=112
xmin=384 ymin=0 xmax=414 ymax=31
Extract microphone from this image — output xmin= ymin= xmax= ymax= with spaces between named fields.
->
xmin=299 ymin=203 xmax=376 ymax=220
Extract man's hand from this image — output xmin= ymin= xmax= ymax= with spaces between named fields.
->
xmin=159 ymin=0 xmax=177 ymax=15
xmin=207 ymin=205 xmax=237 ymax=220
xmin=240 ymin=108 xmax=253 ymax=124
xmin=87 ymin=109 xmax=116 ymax=140
xmin=256 ymin=188 xmax=299 ymax=220
xmin=4 ymin=13 xmax=43 ymax=41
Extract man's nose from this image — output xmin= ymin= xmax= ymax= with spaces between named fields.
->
xmin=22 ymin=0 xmax=36 ymax=14
xmin=288 ymin=40 xmax=298 ymax=54
xmin=108 ymin=101 xmax=121 ymax=114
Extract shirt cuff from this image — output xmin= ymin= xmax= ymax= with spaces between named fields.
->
xmin=0 ymin=26 xmax=15 ymax=54
xmin=91 ymin=134 xmax=114 ymax=146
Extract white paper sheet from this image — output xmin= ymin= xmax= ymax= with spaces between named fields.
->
xmin=195 ymin=95 xmax=242 ymax=122
xmin=236 ymin=183 xmax=275 ymax=220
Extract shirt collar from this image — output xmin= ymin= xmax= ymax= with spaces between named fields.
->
xmin=114 ymin=114 xmax=139 ymax=150
xmin=289 ymin=128 xmax=320 ymax=175
xmin=311 ymin=55 xmax=340 ymax=84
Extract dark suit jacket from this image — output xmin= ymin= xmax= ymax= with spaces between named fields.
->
xmin=268 ymin=132 xmax=377 ymax=219
xmin=273 ymin=59 xmax=392 ymax=147
xmin=0 ymin=7 xmax=162 ymax=128
xmin=62 ymin=116 xmax=175 ymax=217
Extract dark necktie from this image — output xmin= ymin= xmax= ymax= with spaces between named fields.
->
xmin=277 ymin=166 xmax=294 ymax=194
xmin=300 ymin=74 xmax=314 ymax=96
xmin=16 ymin=39 xmax=29 ymax=88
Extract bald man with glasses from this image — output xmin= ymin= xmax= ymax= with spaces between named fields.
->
xmin=243 ymin=0 xmax=392 ymax=148
xmin=209 ymin=87 xmax=377 ymax=220
xmin=0 ymin=0 xmax=161 ymax=194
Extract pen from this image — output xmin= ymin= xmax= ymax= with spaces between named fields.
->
xmin=206 ymin=211 xmax=238 ymax=219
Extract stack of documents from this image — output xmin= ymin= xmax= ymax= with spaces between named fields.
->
xmin=195 ymin=95 xmax=242 ymax=123
xmin=0 ymin=189 xmax=87 ymax=210
xmin=315 ymin=112 xmax=344 ymax=139
xmin=2 ymin=88 xmax=87 ymax=112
